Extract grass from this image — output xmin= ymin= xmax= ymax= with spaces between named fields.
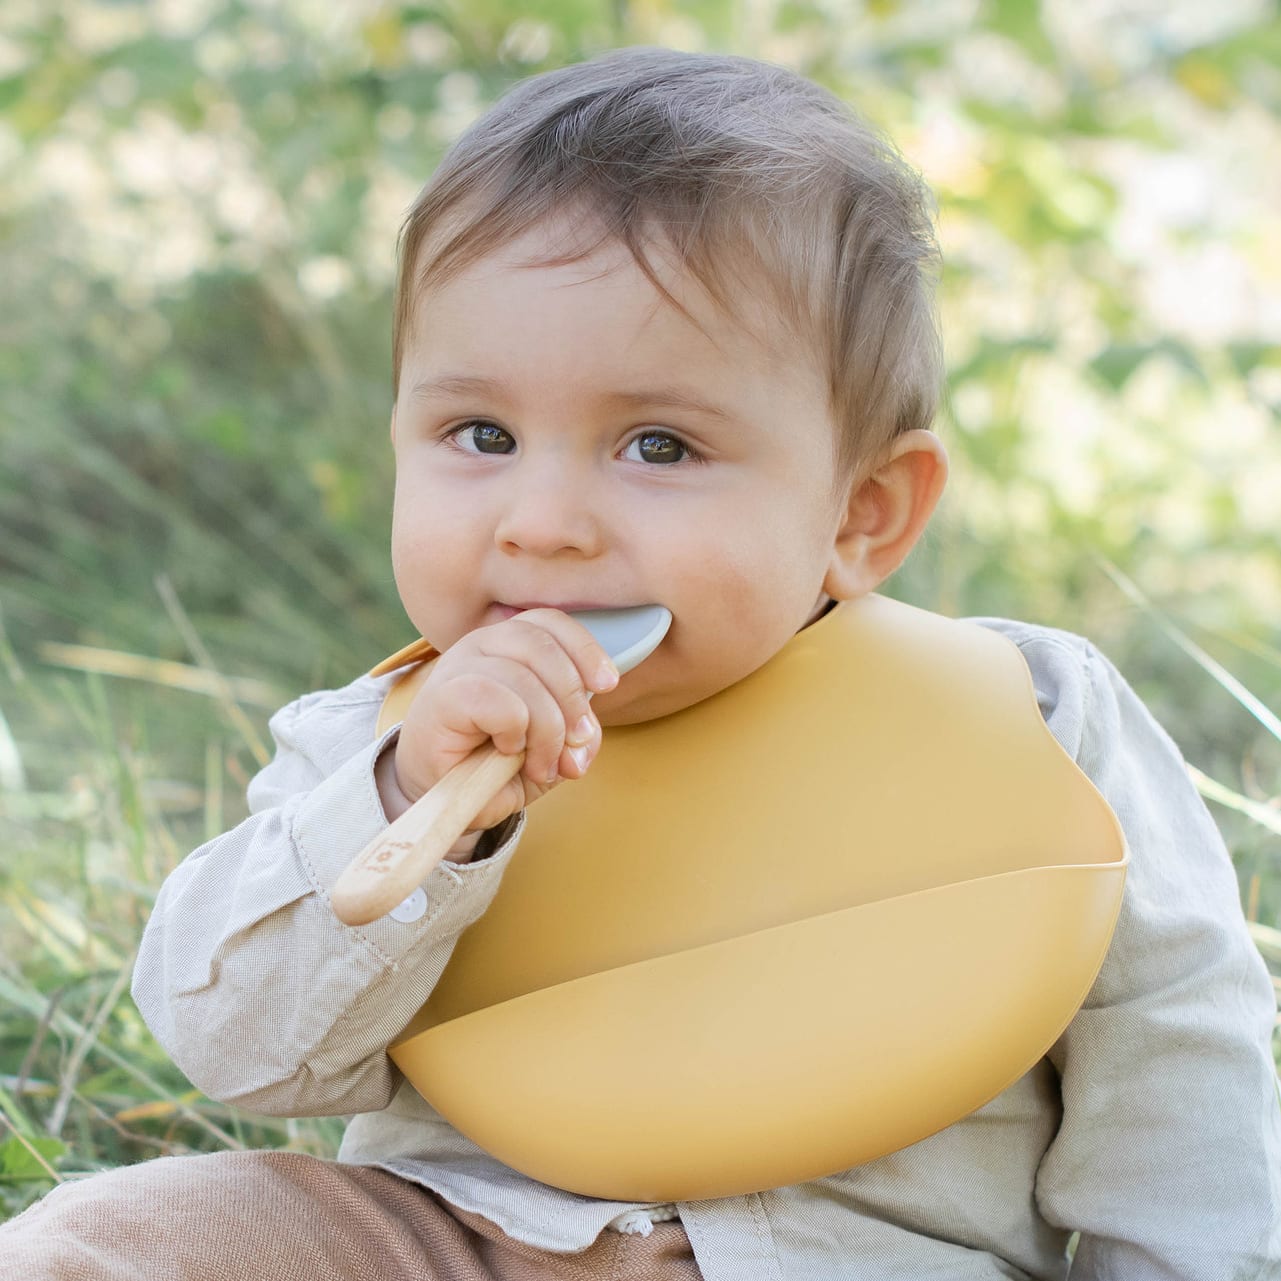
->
xmin=0 ymin=572 xmax=1278 ymax=1223
xmin=0 ymin=604 xmax=345 ymax=1219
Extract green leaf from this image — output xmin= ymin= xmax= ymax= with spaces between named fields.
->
xmin=0 ymin=1134 xmax=65 ymax=1183
xmin=947 ymin=336 xmax=1055 ymax=387
xmin=111 ymin=37 xmax=199 ymax=102
xmin=983 ymin=0 xmax=1058 ymax=67
xmin=1090 ymin=344 xmax=1150 ymax=389
xmin=193 ymin=409 xmax=249 ymax=455
xmin=1089 ymin=339 xmax=1207 ymax=390
xmin=0 ymin=74 xmax=26 ymax=115
xmin=1227 ymin=342 xmax=1279 ymax=379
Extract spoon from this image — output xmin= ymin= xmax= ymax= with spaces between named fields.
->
xmin=331 ymin=605 xmax=672 ymax=926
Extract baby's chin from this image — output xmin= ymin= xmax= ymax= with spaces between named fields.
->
xmin=600 ymin=599 xmax=833 ymax=725
xmin=591 ymin=663 xmax=745 ymax=727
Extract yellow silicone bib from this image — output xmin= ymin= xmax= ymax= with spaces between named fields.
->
xmin=372 ymin=594 xmax=1127 ymax=1202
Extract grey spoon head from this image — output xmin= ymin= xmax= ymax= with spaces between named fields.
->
xmin=570 ymin=605 xmax=672 ymax=677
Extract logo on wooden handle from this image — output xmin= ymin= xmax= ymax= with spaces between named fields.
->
xmin=361 ymin=839 xmax=412 ymax=873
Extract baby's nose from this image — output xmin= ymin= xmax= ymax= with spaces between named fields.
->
xmin=492 ymin=466 xmax=605 ymax=558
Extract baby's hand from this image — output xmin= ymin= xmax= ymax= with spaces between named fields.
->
xmin=376 ymin=610 xmax=619 ymax=860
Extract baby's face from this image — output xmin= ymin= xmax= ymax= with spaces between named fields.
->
xmin=390 ymin=217 xmax=853 ymax=724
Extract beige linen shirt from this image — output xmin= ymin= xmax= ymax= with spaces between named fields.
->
xmin=132 ymin=617 xmax=1281 ymax=1280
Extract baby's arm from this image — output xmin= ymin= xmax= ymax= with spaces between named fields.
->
xmin=131 ymin=611 xmax=615 ymax=1119
xmin=1028 ymin=637 xmax=1281 ymax=1278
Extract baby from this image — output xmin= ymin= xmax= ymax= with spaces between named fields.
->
xmin=4 ymin=45 xmax=1279 ymax=1281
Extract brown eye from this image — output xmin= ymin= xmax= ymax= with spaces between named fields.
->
xmin=628 ymin=432 xmax=687 ymax=465
xmin=458 ymin=422 xmax=515 ymax=454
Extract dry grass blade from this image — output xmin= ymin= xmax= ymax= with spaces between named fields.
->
xmin=0 ymin=1115 xmax=63 ymax=1184
xmin=77 ymin=1092 xmax=189 ymax=1157
xmin=1198 ymin=627 xmax=1281 ymax=673
xmin=47 ymin=956 xmax=136 ymax=1138
xmin=16 ymin=988 xmax=62 ymax=1098
xmin=112 ymin=1100 xmax=184 ymax=1124
xmin=4 ymin=895 xmax=120 ymax=971
xmin=1249 ymin=921 xmax=1281 ymax=965
xmin=1094 ymin=555 xmax=1281 ymax=745
xmin=0 ymin=698 xmax=27 ymax=792
xmin=1190 ymin=766 xmax=1281 ymax=839
xmin=154 ymin=573 xmax=271 ymax=767
xmin=36 ymin=643 xmax=280 ymax=709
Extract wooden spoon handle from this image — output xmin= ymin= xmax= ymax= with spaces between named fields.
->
xmin=330 ymin=745 xmax=523 ymax=926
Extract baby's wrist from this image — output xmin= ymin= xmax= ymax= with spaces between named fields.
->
xmin=374 ymin=739 xmax=417 ymax=821
xmin=452 ymin=815 xmax=520 ymax=865
xmin=446 ymin=829 xmax=485 ymax=864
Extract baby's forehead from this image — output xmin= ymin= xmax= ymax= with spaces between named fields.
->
xmin=413 ymin=216 xmax=813 ymax=373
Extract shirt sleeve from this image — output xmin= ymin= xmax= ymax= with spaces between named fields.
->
xmin=1027 ymin=636 xmax=1281 ymax=1278
xmin=130 ymin=678 xmax=524 ymax=1119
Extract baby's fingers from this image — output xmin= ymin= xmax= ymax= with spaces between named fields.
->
xmin=556 ymin=713 xmax=603 ymax=781
xmin=503 ymin=610 xmax=620 ymax=698
xmin=470 ymin=618 xmax=606 ymax=770
xmin=438 ymin=670 xmax=534 ymax=758
xmin=448 ymin=661 xmax=579 ymax=789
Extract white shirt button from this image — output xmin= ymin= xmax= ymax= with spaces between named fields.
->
xmin=387 ymin=887 xmax=427 ymax=923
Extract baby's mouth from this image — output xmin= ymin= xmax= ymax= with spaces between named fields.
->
xmin=492 ymin=600 xmax=623 ymax=621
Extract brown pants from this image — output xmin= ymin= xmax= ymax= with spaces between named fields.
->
xmin=0 ymin=1150 xmax=703 ymax=1281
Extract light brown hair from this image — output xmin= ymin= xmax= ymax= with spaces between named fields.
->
xmin=393 ymin=46 xmax=943 ymax=479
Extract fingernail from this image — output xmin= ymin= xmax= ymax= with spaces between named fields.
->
xmin=568 ymin=744 xmax=591 ymax=773
xmin=566 ymin=714 xmax=594 ymax=747
xmin=594 ymin=662 xmax=619 ymax=692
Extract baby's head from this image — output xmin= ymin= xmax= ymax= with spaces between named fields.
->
xmin=388 ymin=47 xmax=948 ymax=724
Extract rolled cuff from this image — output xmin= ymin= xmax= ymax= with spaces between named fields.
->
xmin=291 ymin=726 xmax=526 ymax=963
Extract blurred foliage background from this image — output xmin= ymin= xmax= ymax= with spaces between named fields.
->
xmin=1 ymin=0 xmax=1279 ymax=1216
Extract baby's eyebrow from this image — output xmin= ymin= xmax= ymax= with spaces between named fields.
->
xmin=603 ymin=387 xmax=733 ymax=423
xmin=408 ymin=373 xmax=502 ymax=404
xmin=408 ymin=373 xmax=733 ymax=423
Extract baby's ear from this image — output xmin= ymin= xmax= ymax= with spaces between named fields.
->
xmin=822 ymin=430 xmax=948 ymax=600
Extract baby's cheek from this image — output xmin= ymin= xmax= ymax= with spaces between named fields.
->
xmin=391 ymin=509 xmax=476 ymax=634
xmin=688 ymin=550 xmax=767 ymax=621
